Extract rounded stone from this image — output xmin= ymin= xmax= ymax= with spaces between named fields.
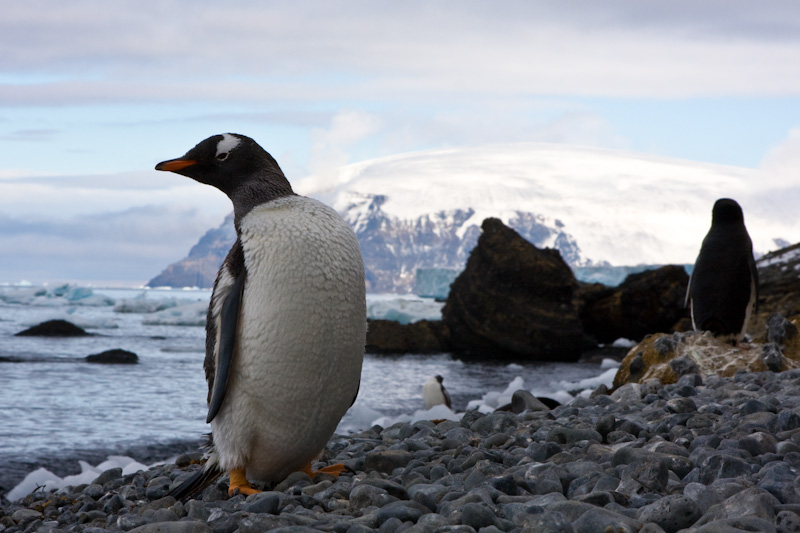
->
xmin=636 ymin=494 xmax=702 ymax=533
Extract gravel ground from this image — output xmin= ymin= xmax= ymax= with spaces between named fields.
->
xmin=4 ymin=369 xmax=800 ymax=533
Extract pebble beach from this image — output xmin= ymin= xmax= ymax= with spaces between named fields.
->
xmin=4 ymin=368 xmax=800 ymax=533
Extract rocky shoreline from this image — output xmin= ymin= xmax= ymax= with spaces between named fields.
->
xmin=4 ymin=369 xmax=800 ymax=532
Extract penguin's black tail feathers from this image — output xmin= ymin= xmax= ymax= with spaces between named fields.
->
xmin=169 ymin=433 xmax=222 ymax=501
xmin=169 ymin=462 xmax=223 ymax=501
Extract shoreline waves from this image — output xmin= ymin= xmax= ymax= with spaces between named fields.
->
xmin=4 ymin=369 xmax=800 ymax=532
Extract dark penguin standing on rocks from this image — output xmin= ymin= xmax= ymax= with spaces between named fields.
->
xmin=686 ymin=198 xmax=758 ymax=341
xmin=156 ymin=133 xmax=366 ymax=498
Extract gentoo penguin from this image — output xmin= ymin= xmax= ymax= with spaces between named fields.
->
xmin=156 ymin=133 xmax=366 ymax=498
xmin=422 ymin=375 xmax=451 ymax=409
xmin=685 ymin=198 xmax=758 ymax=341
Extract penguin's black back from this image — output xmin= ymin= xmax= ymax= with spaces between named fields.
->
xmin=688 ymin=199 xmax=757 ymax=336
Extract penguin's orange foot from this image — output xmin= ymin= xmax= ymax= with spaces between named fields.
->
xmin=302 ymin=462 xmax=350 ymax=478
xmin=228 ymin=468 xmax=260 ymax=497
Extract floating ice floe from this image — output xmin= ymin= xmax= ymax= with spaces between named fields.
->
xmin=366 ymin=294 xmax=444 ymax=324
xmin=142 ymin=302 xmax=208 ymax=326
xmin=114 ymin=297 xmax=192 ymax=314
xmin=7 ymin=455 xmax=149 ymax=502
xmin=0 ymin=288 xmax=47 ymax=305
xmin=0 ymin=285 xmax=115 ymax=307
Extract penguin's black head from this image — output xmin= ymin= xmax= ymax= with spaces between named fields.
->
xmin=711 ymin=198 xmax=745 ymax=224
xmin=155 ymin=133 xmax=293 ymax=199
xmin=435 ymin=375 xmax=444 ymax=384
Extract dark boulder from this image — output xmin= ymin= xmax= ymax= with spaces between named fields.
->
xmin=366 ymin=319 xmax=450 ymax=354
xmin=442 ymin=218 xmax=588 ymax=361
xmin=15 ymin=319 xmax=91 ymax=337
xmin=578 ymin=265 xmax=690 ymax=344
xmin=85 ymin=349 xmax=139 ymax=364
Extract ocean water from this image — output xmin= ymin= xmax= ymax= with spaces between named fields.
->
xmin=0 ymin=285 xmax=614 ymax=495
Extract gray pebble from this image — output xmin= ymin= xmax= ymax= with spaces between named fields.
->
xmin=637 ymin=494 xmax=702 ymax=532
xmin=128 ymin=522 xmax=213 ymax=533
xmin=375 ymin=500 xmax=429 ymax=525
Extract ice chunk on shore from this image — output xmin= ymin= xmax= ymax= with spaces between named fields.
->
xmin=466 ymin=376 xmax=526 ymax=413
xmin=370 ymin=403 xmax=462 ymax=428
xmin=366 ymin=294 xmax=443 ymax=324
xmin=142 ymin=302 xmax=208 ymax=326
xmin=611 ymin=338 xmax=637 ymax=348
xmin=559 ymin=366 xmax=618 ymax=392
xmin=7 ymin=456 xmax=148 ymax=502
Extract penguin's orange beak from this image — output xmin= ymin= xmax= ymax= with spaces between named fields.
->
xmin=155 ymin=159 xmax=198 ymax=172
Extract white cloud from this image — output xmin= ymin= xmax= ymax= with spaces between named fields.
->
xmin=760 ymin=127 xmax=800 ymax=187
xmin=2 ymin=1 xmax=800 ymax=104
xmin=0 ymin=171 xmax=231 ymax=218
xmin=0 ymin=169 xmax=232 ymax=283
xmin=0 ymin=205 xmax=228 ymax=284
xmin=301 ymin=110 xmax=382 ymax=192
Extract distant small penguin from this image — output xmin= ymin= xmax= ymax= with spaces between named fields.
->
xmin=423 ymin=375 xmax=452 ymax=409
xmin=156 ymin=133 xmax=366 ymax=498
xmin=686 ymin=198 xmax=758 ymax=341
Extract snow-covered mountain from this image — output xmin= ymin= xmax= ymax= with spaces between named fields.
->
xmin=149 ymin=142 xmax=800 ymax=292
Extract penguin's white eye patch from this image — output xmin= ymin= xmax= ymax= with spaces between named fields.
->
xmin=216 ymin=133 xmax=241 ymax=159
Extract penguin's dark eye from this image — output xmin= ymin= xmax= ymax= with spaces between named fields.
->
xmin=217 ymin=152 xmax=229 ymax=161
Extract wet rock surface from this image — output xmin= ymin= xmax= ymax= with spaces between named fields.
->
xmin=578 ymin=265 xmax=690 ymax=345
xmin=85 ymin=350 xmax=139 ymax=365
xmin=442 ymin=218 xmax=589 ymax=361
xmin=365 ymin=319 xmax=450 ymax=355
xmin=15 ymin=320 xmax=91 ymax=337
xmin=6 ymin=370 xmax=800 ymax=531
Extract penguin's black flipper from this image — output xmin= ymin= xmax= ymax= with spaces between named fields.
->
xmin=748 ymin=253 xmax=759 ymax=313
xmin=207 ymin=270 xmax=246 ymax=424
xmin=169 ymin=463 xmax=223 ymax=501
xmin=350 ymin=378 xmax=361 ymax=407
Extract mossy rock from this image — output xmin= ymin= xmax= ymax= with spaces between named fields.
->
xmin=613 ymin=316 xmax=800 ymax=388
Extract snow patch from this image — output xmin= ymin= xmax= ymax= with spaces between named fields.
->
xmin=7 ymin=456 xmax=150 ymax=502
xmin=611 ymin=338 xmax=637 ymax=349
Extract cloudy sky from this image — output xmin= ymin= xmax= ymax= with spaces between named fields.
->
xmin=2 ymin=1 xmax=799 ymax=285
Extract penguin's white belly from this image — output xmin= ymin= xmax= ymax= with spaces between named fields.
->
xmin=211 ymin=196 xmax=366 ymax=483
xmin=422 ymin=380 xmax=446 ymax=410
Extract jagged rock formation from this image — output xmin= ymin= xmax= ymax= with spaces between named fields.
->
xmin=441 ymin=218 xmax=590 ymax=361
xmin=752 ymin=243 xmax=800 ymax=336
xmin=366 ymin=219 xmax=695 ymax=357
xmin=578 ymin=266 xmax=691 ymax=344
